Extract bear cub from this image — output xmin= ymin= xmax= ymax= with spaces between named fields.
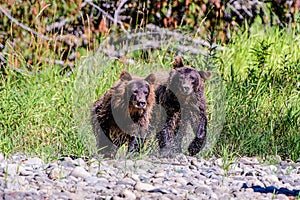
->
xmin=154 ymin=57 xmax=211 ymax=157
xmin=91 ymin=71 xmax=156 ymax=158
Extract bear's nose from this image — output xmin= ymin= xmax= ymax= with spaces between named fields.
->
xmin=183 ymin=86 xmax=190 ymax=92
xmin=137 ymin=101 xmax=146 ymax=108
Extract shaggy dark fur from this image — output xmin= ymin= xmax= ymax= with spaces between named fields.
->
xmin=91 ymin=71 xmax=156 ymax=158
xmin=154 ymin=57 xmax=211 ymax=156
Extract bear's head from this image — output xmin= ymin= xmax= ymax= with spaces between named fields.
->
xmin=119 ymin=71 xmax=156 ymax=110
xmin=169 ymin=57 xmax=211 ymax=96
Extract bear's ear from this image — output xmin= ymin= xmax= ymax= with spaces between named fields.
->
xmin=145 ymin=73 xmax=156 ymax=84
xmin=198 ymin=70 xmax=212 ymax=80
xmin=173 ymin=56 xmax=184 ymax=69
xmin=119 ymin=70 xmax=132 ymax=81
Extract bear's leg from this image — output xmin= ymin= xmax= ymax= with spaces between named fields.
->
xmin=156 ymin=113 xmax=180 ymax=156
xmin=188 ymin=114 xmax=207 ymax=156
xmin=156 ymin=129 xmax=173 ymax=156
xmin=96 ymin=128 xmax=117 ymax=158
xmin=173 ymin=126 xmax=183 ymax=153
xmin=127 ymin=136 xmax=145 ymax=154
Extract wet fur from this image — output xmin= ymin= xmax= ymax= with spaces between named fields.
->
xmin=91 ymin=71 xmax=155 ymax=158
xmin=154 ymin=57 xmax=211 ymax=157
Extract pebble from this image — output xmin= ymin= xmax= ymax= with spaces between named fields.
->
xmin=0 ymin=153 xmax=4 ymax=162
xmin=70 ymin=166 xmax=91 ymax=179
xmin=48 ymin=167 xmax=62 ymax=180
xmin=23 ymin=157 xmax=44 ymax=167
xmin=0 ymin=153 xmax=299 ymax=199
xmin=119 ymin=189 xmax=136 ymax=199
xmin=5 ymin=164 xmax=19 ymax=176
xmin=134 ymin=182 xmax=156 ymax=191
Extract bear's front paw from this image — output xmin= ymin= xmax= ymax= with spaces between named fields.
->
xmin=188 ymin=138 xmax=205 ymax=156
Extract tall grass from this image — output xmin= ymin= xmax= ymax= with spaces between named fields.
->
xmin=216 ymin=26 xmax=300 ymax=161
xmin=0 ymin=66 xmax=86 ymax=161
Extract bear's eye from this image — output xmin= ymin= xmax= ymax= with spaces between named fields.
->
xmin=133 ymin=89 xmax=138 ymax=94
xmin=144 ymin=91 xmax=148 ymax=95
xmin=190 ymin=76 xmax=195 ymax=81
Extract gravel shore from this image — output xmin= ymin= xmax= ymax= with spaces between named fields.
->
xmin=0 ymin=153 xmax=299 ymax=200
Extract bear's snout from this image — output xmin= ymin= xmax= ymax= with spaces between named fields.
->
xmin=181 ymin=85 xmax=193 ymax=95
xmin=183 ymin=86 xmax=190 ymax=93
xmin=135 ymin=100 xmax=147 ymax=108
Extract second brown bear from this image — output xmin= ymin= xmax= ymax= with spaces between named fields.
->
xmin=154 ymin=57 xmax=211 ymax=157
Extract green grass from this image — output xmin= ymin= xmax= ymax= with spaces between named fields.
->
xmin=216 ymin=25 xmax=300 ymax=161
xmin=0 ymin=66 xmax=86 ymax=161
xmin=1 ymin=24 xmax=299 ymax=162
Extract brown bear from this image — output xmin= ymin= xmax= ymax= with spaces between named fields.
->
xmin=154 ymin=57 xmax=211 ymax=157
xmin=91 ymin=71 xmax=156 ymax=158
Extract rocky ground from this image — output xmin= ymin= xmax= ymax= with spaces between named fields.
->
xmin=0 ymin=153 xmax=299 ymax=200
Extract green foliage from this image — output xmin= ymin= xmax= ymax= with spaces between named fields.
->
xmin=219 ymin=144 xmax=236 ymax=176
xmin=0 ymin=66 xmax=86 ymax=161
xmin=217 ymin=25 xmax=300 ymax=161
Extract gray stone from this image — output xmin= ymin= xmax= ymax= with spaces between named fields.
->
xmin=218 ymin=193 xmax=231 ymax=200
xmin=191 ymin=159 xmax=202 ymax=168
xmin=115 ymin=160 xmax=135 ymax=171
xmin=229 ymin=165 xmax=244 ymax=175
xmin=117 ymin=177 xmax=136 ymax=186
xmin=48 ymin=167 xmax=61 ymax=180
xmin=154 ymin=169 xmax=166 ymax=178
xmin=239 ymin=157 xmax=260 ymax=165
xmin=85 ymin=176 xmax=100 ymax=184
xmin=263 ymin=174 xmax=280 ymax=185
xmin=214 ymin=158 xmax=223 ymax=167
xmin=230 ymin=180 xmax=246 ymax=191
xmin=73 ymin=158 xmax=86 ymax=167
xmin=131 ymin=174 xmax=140 ymax=181
xmin=247 ymin=178 xmax=265 ymax=187
xmin=189 ymin=165 xmax=197 ymax=170
xmin=0 ymin=153 xmax=4 ymax=162
xmin=135 ymin=159 xmax=154 ymax=169
xmin=94 ymin=184 xmax=107 ymax=192
xmin=24 ymin=157 xmax=44 ymax=167
xmin=119 ymin=189 xmax=136 ymax=199
xmin=194 ymin=185 xmax=213 ymax=195
xmin=269 ymin=165 xmax=278 ymax=172
xmin=134 ymin=182 xmax=156 ymax=191
xmin=61 ymin=158 xmax=76 ymax=168
xmin=19 ymin=167 xmax=34 ymax=176
xmin=97 ymin=177 xmax=110 ymax=185
xmin=160 ymin=196 xmax=172 ymax=200
xmin=39 ymin=185 xmax=54 ymax=194
xmin=175 ymin=168 xmax=187 ymax=174
xmin=5 ymin=164 xmax=19 ymax=176
xmin=76 ymin=181 xmax=88 ymax=187
xmin=209 ymin=192 xmax=219 ymax=200
xmin=275 ymin=194 xmax=289 ymax=200
xmin=111 ymin=196 xmax=123 ymax=200
xmin=175 ymin=177 xmax=188 ymax=186
xmin=70 ymin=166 xmax=91 ymax=179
